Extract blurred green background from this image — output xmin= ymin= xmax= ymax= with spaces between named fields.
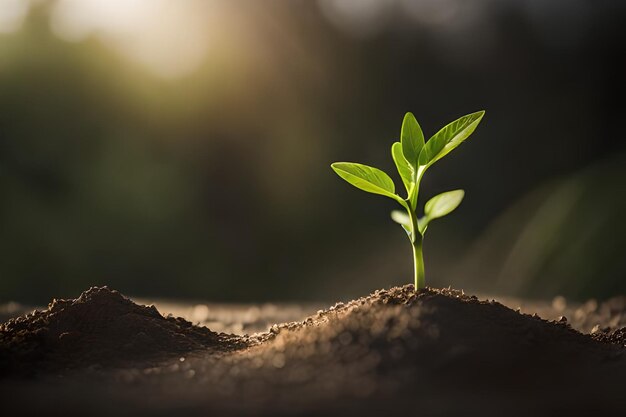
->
xmin=1 ymin=0 xmax=624 ymax=304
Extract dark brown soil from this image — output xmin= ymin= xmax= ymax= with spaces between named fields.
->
xmin=1 ymin=286 xmax=625 ymax=416
xmin=0 ymin=287 xmax=246 ymax=375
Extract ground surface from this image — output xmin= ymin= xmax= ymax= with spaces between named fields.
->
xmin=1 ymin=286 xmax=625 ymax=416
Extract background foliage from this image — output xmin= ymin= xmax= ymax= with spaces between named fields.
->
xmin=1 ymin=0 xmax=624 ymax=303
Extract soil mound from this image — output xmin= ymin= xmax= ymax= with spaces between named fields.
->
xmin=208 ymin=286 xmax=626 ymax=407
xmin=0 ymin=287 xmax=246 ymax=375
xmin=1 ymin=285 xmax=626 ymax=416
xmin=86 ymin=285 xmax=624 ymax=416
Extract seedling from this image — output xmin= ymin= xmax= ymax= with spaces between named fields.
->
xmin=331 ymin=111 xmax=485 ymax=289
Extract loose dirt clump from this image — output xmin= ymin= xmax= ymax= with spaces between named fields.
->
xmin=592 ymin=326 xmax=626 ymax=347
xmin=0 ymin=287 xmax=247 ymax=375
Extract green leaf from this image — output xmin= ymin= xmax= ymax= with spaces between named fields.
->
xmin=424 ymin=189 xmax=465 ymax=221
xmin=390 ymin=210 xmax=410 ymax=227
xmin=401 ymin=112 xmax=425 ymax=170
xmin=331 ymin=162 xmax=403 ymax=203
xmin=391 ymin=142 xmax=414 ymax=195
xmin=418 ymin=111 xmax=484 ymax=166
xmin=391 ymin=210 xmax=412 ymax=237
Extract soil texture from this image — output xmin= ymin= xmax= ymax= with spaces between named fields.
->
xmin=0 ymin=287 xmax=245 ymax=374
xmin=1 ymin=286 xmax=625 ymax=416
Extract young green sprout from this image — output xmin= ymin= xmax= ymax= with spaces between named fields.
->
xmin=331 ymin=111 xmax=485 ymax=289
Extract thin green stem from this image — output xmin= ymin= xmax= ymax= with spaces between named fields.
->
xmin=411 ymin=236 xmax=425 ymax=289
xmin=406 ymin=203 xmax=425 ymax=289
xmin=406 ymin=166 xmax=427 ymax=289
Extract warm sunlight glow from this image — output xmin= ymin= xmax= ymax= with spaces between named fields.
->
xmin=49 ymin=0 xmax=222 ymax=79
xmin=0 ymin=0 xmax=31 ymax=33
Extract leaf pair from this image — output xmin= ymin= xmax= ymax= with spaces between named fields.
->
xmin=391 ymin=189 xmax=465 ymax=234
xmin=395 ymin=111 xmax=483 ymax=204
xmin=331 ymin=110 xmax=484 ymax=211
